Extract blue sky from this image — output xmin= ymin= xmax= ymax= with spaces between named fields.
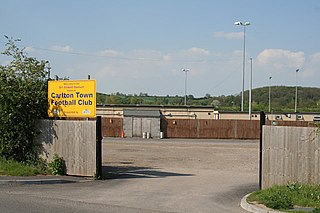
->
xmin=1 ymin=0 xmax=320 ymax=97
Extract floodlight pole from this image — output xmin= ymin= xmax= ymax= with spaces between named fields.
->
xmin=182 ymin=68 xmax=189 ymax=106
xmin=235 ymin=21 xmax=250 ymax=112
xmin=249 ymin=58 xmax=253 ymax=120
xmin=268 ymin=76 xmax=272 ymax=113
xmin=46 ymin=61 xmax=51 ymax=80
xmin=294 ymin=69 xmax=299 ymax=113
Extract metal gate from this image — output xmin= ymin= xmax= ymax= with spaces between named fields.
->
xmin=132 ymin=118 xmax=142 ymax=137
xmin=132 ymin=118 xmax=152 ymax=137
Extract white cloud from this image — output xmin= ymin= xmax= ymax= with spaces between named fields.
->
xmin=309 ymin=52 xmax=320 ymax=63
xmin=25 ymin=46 xmax=36 ymax=52
xmin=257 ymin=49 xmax=305 ymax=70
xmin=98 ymin=49 xmax=122 ymax=57
xmin=178 ymin=47 xmax=211 ymax=61
xmin=302 ymin=53 xmax=320 ymax=77
xmin=213 ymin=31 xmax=243 ymax=39
xmin=185 ymin=47 xmax=210 ymax=56
xmin=162 ymin=54 xmax=172 ymax=62
xmin=0 ymin=60 xmax=10 ymax=66
xmin=232 ymin=50 xmax=243 ymax=58
xmin=128 ymin=49 xmax=164 ymax=60
xmin=51 ymin=45 xmax=73 ymax=52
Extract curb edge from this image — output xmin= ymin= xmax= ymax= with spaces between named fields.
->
xmin=240 ymin=193 xmax=283 ymax=213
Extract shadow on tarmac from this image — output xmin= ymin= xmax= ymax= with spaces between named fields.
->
xmin=102 ymin=165 xmax=194 ymax=179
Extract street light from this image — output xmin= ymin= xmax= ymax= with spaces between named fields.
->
xmin=249 ymin=58 xmax=253 ymax=120
xmin=269 ymin=76 xmax=272 ymax=113
xmin=295 ymin=69 xmax=299 ymax=113
xmin=182 ymin=68 xmax=189 ymax=106
xmin=235 ymin=21 xmax=250 ymax=112
xmin=45 ymin=61 xmax=51 ymax=80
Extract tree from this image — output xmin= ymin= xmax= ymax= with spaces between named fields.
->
xmin=205 ymin=93 xmax=211 ymax=99
xmin=0 ymin=36 xmax=49 ymax=162
xmin=211 ymin=99 xmax=221 ymax=108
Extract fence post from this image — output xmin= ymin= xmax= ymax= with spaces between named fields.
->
xmin=259 ymin=111 xmax=266 ymax=189
xmin=96 ymin=116 xmax=102 ymax=179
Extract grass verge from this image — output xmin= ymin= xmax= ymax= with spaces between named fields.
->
xmin=248 ymin=183 xmax=320 ymax=212
xmin=0 ymin=156 xmax=49 ymax=176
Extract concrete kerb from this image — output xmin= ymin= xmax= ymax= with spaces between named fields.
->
xmin=241 ymin=193 xmax=284 ymax=213
xmin=0 ymin=176 xmax=93 ymax=185
xmin=0 ymin=179 xmax=75 ymax=185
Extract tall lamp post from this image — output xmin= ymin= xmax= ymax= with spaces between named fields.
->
xmin=249 ymin=58 xmax=253 ymax=120
xmin=269 ymin=76 xmax=272 ymax=113
xmin=182 ymin=68 xmax=189 ymax=106
xmin=45 ymin=61 xmax=51 ymax=80
xmin=294 ymin=69 xmax=299 ymax=113
xmin=235 ymin=21 xmax=250 ymax=112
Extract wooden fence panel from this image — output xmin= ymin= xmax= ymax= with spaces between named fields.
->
xmin=262 ymin=126 xmax=320 ymax=189
xmin=198 ymin=120 xmax=235 ymax=139
xmin=102 ymin=117 xmax=123 ymax=137
xmin=36 ymin=119 xmax=96 ymax=177
xmin=165 ymin=119 xmax=197 ymax=138
xmin=163 ymin=118 xmax=260 ymax=139
xmin=99 ymin=117 xmax=313 ymax=140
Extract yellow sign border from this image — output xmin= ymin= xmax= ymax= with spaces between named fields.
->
xmin=48 ymin=80 xmax=96 ymax=118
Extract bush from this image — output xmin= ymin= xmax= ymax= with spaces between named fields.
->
xmin=48 ymin=154 xmax=66 ymax=175
xmin=0 ymin=36 xmax=49 ymax=163
xmin=262 ymin=188 xmax=293 ymax=210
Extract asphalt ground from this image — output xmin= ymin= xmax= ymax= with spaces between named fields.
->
xmin=0 ymin=138 xmax=260 ymax=213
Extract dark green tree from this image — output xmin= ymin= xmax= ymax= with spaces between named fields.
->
xmin=0 ymin=36 xmax=49 ymax=162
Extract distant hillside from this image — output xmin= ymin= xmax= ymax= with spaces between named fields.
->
xmin=244 ymin=86 xmax=320 ymax=112
xmin=97 ymin=86 xmax=320 ymax=112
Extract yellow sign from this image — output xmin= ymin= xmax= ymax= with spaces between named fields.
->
xmin=48 ymin=80 xmax=96 ymax=117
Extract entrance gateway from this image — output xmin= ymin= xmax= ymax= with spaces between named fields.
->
xmin=43 ymin=79 xmax=101 ymax=177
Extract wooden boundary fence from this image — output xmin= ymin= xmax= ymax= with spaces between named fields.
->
xmin=102 ymin=117 xmax=123 ymax=137
xmin=262 ymin=126 xmax=320 ymax=189
xmin=102 ymin=117 xmax=314 ymax=139
xmin=35 ymin=120 xmax=97 ymax=177
xmin=161 ymin=118 xmax=260 ymax=139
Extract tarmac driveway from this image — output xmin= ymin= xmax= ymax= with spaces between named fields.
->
xmin=0 ymin=138 xmax=259 ymax=213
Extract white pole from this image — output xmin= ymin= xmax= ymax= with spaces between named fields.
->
xmin=241 ymin=25 xmax=246 ymax=112
xmin=268 ymin=77 xmax=272 ymax=113
xmin=182 ymin=69 xmax=189 ymax=106
xmin=249 ymin=58 xmax=252 ymax=120
xmin=294 ymin=69 xmax=299 ymax=113
xmin=235 ymin=21 xmax=250 ymax=112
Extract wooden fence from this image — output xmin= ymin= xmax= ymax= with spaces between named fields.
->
xmin=102 ymin=117 xmax=314 ymax=139
xmin=35 ymin=119 xmax=96 ymax=177
xmin=262 ymin=126 xmax=320 ymax=189
xmin=161 ymin=118 xmax=260 ymax=139
xmin=102 ymin=117 xmax=123 ymax=137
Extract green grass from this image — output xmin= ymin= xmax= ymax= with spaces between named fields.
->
xmin=0 ymin=156 xmax=49 ymax=176
xmin=248 ymin=183 xmax=320 ymax=212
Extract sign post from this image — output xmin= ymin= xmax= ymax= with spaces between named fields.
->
xmin=48 ymin=80 xmax=96 ymax=118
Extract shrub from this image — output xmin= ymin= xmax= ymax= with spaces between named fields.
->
xmin=48 ymin=154 xmax=66 ymax=175
xmin=0 ymin=36 xmax=49 ymax=163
